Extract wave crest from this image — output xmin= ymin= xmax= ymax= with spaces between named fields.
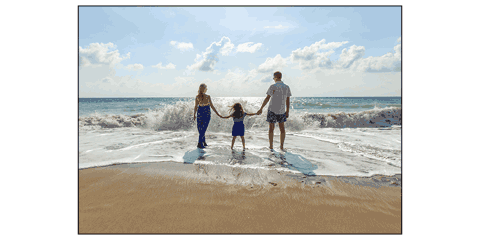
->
xmin=79 ymin=100 xmax=401 ymax=131
xmin=302 ymin=107 xmax=401 ymax=128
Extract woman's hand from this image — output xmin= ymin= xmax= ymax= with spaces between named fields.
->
xmin=193 ymin=115 xmax=196 ymax=122
xmin=257 ymin=109 xmax=262 ymax=115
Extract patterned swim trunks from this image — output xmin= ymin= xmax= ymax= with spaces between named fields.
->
xmin=266 ymin=110 xmax=287 ymax=123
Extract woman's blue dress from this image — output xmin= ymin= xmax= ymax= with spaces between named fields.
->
xmin=197 ymin=105 xmax=211 ymax=146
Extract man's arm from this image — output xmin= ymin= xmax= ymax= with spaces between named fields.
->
xmin=257 ymin=95 xmax=271 ymax=115
xmin=285 ymin=97 xmax=290 ymax=118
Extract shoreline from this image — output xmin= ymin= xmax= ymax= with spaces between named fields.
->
xmin=79 ymin=162 xmax=401 ymax=233
xmin=80 ymin=161 xmax=402 ymax=188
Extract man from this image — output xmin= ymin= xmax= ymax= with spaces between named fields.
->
xmin=257 ymin=71 xmax=292 ymax=151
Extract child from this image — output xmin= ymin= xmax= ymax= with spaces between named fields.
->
xmin=220 ymin=103 xmax=258 ymax=150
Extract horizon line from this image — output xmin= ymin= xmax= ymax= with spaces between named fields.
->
xmin=79 ymin=96 xmax=402 ymax=98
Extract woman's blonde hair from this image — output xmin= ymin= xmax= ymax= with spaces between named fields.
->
xmin=197 ymin=83 xmax=207 ymax=101
xmin=229 ymin=103 xmax=244 ymax=118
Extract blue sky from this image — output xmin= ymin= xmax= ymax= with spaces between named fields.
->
xmin=79 ymin=6 xmax=401 ymax=97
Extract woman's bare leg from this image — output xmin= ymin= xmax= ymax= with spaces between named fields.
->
xmin=241 ymin=136 xmax=245 ymax=150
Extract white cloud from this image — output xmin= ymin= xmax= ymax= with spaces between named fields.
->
xmin=264 ymin=24 xmax=289 ymax=29
xmin=236 ymin=42 xmax=263 ymax=53
xmin=187 ymin=36 xmax=234 ymax=72
xmin=152 ymin=62 xmax=176 ymax=69
xmin=354 ymin=43 xmax=401 ymax=72
xmin=397 ymin=37 xmax=401 ymax=43
xmin=290 ymin=39 xmax=347 ymax=71
xmin=220 ymin=41 xmax=234 ymax=56
xmin=170 ymin=41 xmax=194 ymax=51
xmin=289 ymin=39 xmax=401 ymax=73
xmin=125 ymin=63 xmax=144 ymax=71
xmin=80 ymin=42 xmax=137 ymax=97
xmin=337 ymin=45 xmax=365 ymax=69
xmin=79 ymin=42 xmax=130 ymax=67
xmin=80 ymin=38 xmax=401 ymax=97
xmin=291 ymin=40 xmax=347 ymax=61
xmin=320 ymin=41 xmax=349 ymax=50
xmin=293 ymin=49 xmax=334 ymax=71
xmin=257 ymin=54 xmax=288 ymax=73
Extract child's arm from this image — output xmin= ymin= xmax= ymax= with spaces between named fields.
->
xmin=245 ymin=112 xmax=257 ymax=116
xmin=220 ymin=114 xmax=232 ymax=119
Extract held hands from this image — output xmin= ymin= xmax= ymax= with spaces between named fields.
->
xmin=256 ymin=109 xmax=262 ymax=115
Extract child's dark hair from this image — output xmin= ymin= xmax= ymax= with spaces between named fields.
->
xmin=229 ymin=103 xmax=244 ymax=118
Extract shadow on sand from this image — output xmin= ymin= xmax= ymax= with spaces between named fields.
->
xmin=229 ymin=150 xmax=246 ymax=165
xmin=183 ymin=149 xmax=206 ymax=164
xmin=270 ymin=150 xmax=318 ymax=176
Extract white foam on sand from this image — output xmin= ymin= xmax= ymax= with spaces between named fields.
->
xmin=79 ymin=126 xmax=401 ymax=177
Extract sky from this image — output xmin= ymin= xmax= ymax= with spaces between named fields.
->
xmin=79 ymin=6 xmax=401 ymax=97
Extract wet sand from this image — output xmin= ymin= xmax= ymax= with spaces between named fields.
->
xmin=79 ymin=162 xmax=401 ymax=233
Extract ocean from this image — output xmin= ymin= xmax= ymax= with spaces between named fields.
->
xmin=79 ymin=97 xmax=401 ymax=178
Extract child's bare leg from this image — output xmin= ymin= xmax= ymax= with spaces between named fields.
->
xmin=231 ymin=136 xmax=236 ymax=149
xmin=241 ymin=136 xmax=245 ymax=150
xmin=279 ymin=122 xmax=286 ymax=150
xmin=268 ymin=123 xmax=275 ymax=149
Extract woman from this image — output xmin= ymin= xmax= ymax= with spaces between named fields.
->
xmin=193 ymin=83 xmax=222 ymax=148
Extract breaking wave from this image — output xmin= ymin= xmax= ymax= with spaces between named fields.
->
xmin=79 ymin=100 xmax=401 ymax=131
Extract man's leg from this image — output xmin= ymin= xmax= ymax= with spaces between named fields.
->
xmin=269 ymin=123 xmax=275 ymax=149
xmin=279 ymin=122 xmax=286 ymax=150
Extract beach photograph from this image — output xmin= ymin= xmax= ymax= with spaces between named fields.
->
xmin=5 ymin=0 xmax=480 ymax=239
xmin=78 ymin=5 xmax=402 ymax=233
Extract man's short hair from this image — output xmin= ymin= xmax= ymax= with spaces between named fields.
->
xmin=274 ymin=71 xmax=282 ymax=78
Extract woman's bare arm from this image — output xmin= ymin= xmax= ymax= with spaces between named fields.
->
xmin=208 ymin=95 xmax=222 ymax=117
xmin=193 ymin=96 xmax=199 ymax=121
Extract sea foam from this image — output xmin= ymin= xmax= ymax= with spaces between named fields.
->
xmin=79 ymin=100 xmax=401 ymax=131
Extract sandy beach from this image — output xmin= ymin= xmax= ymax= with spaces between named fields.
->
xmin=79 ymin=162 xmax=401 ymax=233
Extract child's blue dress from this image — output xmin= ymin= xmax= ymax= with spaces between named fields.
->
xmin=232 ymin=113 xmax=247 ymax=136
